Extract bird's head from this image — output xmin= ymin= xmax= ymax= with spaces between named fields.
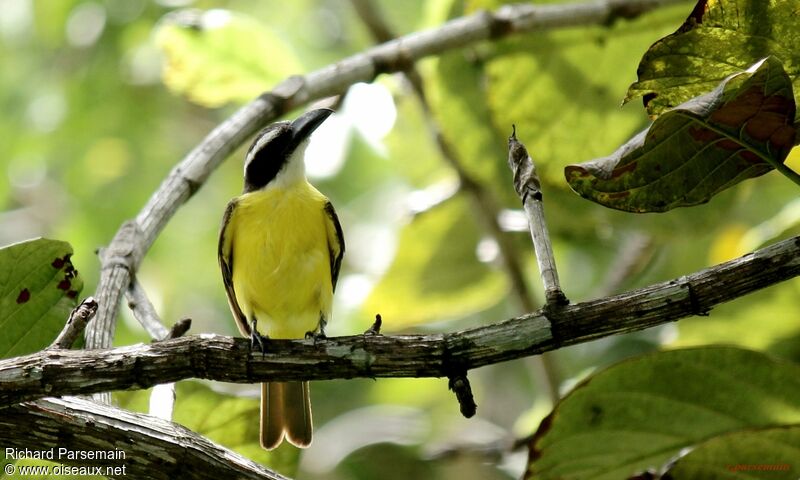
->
xmin=243 ymin=108 xmax=333 ymax=193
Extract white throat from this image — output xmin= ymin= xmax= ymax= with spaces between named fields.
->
xmin=269 ymin=141 xmax=308 ymax=190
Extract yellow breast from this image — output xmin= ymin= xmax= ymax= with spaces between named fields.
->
xmin=229 ymin=182 xmax=333 ymax=338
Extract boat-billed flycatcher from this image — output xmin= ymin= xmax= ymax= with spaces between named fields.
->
xmin=218 ymin=108 xmax=344 ymax=450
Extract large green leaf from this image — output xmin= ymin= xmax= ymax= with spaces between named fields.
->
xmin=526 ymin=347 xmax=800 ymax=480
xmin=664 ymin=425 xmax=800 ymax=479
xmin=155 ymin=9 xmax=302 ymax=107
xmin=0 ymin=238 xmax=82 ymax=359
xmin=565 ymin=57 xmax=797 ymax=212
xmin=363 ymin=195 xmax=507 ymax=328
xmin=627 ymin=0 xmax=800 ymax=118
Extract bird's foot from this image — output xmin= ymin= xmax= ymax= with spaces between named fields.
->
xmin=249 ymin=319 xmax=269 ymax=356
xmin=305 ymin=329 xmax=326 ymax=345
xmin=305 ymin=317 xmax=328 ymax=345
xmin=363 ymin=314 xmax=383 ymax=336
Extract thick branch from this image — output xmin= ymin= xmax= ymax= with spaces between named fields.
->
xmin=0 ymin=398 xmax=288 ymax=480
xmin=88 ymin=0 xmax=689 ymax=348
xmin=6 ymin=234 xmax=798 ymax=407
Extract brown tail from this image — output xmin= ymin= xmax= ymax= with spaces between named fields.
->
xmin=260 ymin=381 xmax=313 ymax=450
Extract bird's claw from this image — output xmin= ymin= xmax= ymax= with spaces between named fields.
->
xmin=305 ymin=330 xmax=326 ymax=345
xmin=250 ymin=331 xmax=270 ymax=356
xmin=363 ymin=314 xmax=383 ymax=336
xmin=249 ymin=318 xmax=269 ymax=356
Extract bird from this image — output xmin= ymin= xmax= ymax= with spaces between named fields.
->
xmin=218 ymin=108 xmax=344 ymax=450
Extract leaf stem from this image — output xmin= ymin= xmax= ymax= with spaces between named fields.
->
xmin=763 ymin=154 xmax=800 ymax=188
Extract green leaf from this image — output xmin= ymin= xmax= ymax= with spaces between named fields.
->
xmin=363 ymin=195 xmax=507 ymax=328
xmin=565 ymin=57 xmax=797 ymax=212
xmin=155 ymin=9 xmax=302 ymax=107
xmin=664 ymin=425 xmax=800 ymax=479
xmin=483 ymin=1 xmax=690 ymax=186
xmin=627 ymin=0 xmax=800 ymax=118
xmin=0 ymin=238 xmax=82 ymax=359
xmin=526 ymin=346 xmax=800 ymax=480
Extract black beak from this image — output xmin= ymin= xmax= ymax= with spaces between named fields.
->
xmin=290 ymin=108 xmax=334 ymax=146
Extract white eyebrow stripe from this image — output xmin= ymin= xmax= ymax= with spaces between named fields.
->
xmin=244 ymin=123 xmax=290 ymax=174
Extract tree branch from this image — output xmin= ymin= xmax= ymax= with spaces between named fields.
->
xmin=0 ymin=398 xmax=289 ymax=480
xmin=7 ymin=234 xmax=798 ymax=407
xmin=87 ymin=0 xmax=690 ymax=349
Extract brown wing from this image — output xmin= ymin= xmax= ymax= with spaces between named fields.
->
xmin=218 ymin=199 xmax=250 ymax=336
xmin=323 ymin=201 xmax=345 ymax=292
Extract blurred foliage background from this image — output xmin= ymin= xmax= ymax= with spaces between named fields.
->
xmin=1 ymin=0 xmax=799 ymax=478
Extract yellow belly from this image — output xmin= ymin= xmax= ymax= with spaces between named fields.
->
xmin=230 ymin=183 xmax=333 ymax=339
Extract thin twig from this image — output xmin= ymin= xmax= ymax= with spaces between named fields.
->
xmin=126 ymin=279 xmax=192 ymax=341
xmin=87 ymin=0 xmax=689 ymax=351
xmin=507 ymin=128 xmax=568 ymax=307
xmin=164 ymin=318 xmax=192 ymax=340
xmin=5 ymin=234 xmax=798 ymax=407
xmin=126 ymin=278 xmax=170 ymax=340
xmin=49 ymin=297 xmax=98 ymax=350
